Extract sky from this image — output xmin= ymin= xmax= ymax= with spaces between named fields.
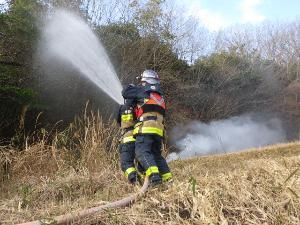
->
xmin=1 ymin=0 xmax=299 ymax=32
xmin=176 ymin=0 xmax=300 ymax=31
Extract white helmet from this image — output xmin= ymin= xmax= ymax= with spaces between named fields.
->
xmin=140 ymin=69 xmax=160 ymax=84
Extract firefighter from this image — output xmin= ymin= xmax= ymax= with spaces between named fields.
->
xmin=117 ymin=98 xmax=138 ymax=184
xmin=122 ymin=70 xmax=172 ymax=186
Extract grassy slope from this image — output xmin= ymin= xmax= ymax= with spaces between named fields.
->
xmin=1 ymin=142 xmax=300 ymax=225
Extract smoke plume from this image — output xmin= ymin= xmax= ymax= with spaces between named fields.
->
xmin=167 ymin=113 xmax=286 ymax=161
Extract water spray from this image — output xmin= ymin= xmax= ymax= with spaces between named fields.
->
xmin=42 ymin=9 xmax=123 ymax=104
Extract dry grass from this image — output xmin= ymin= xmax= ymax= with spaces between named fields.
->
xmin=87 ymin=142 xmax=300 ymax=225
xmin=0 ymin=113 xmax=299 ymax=224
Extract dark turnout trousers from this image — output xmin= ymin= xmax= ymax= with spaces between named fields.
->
xmin=119 ymin=142 xmax=136 ymax=181
xmin=135 ymin=134 xmax=171 ymax=181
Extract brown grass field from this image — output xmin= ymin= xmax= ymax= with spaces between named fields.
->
xmin=0 ymin=115 xmax=299 ymax=225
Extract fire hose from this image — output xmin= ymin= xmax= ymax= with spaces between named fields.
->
xmin=17 ymin=177 xmax=149 ymax=225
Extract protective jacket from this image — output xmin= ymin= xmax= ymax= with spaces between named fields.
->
xmin=117 ymin=99 xmax=136 ymax=144
xmin=122 ymin=84 xmax=165 ymax=138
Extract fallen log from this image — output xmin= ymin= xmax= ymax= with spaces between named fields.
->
xmin=0 ymin=61 xmax=23 ymax=67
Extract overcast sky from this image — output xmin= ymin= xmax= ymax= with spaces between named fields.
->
xmin=176 ymin=0 xmax=300 ymax=31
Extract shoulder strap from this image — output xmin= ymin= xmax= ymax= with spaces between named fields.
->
xmin=150 ymin=93 xmax=165 ymax=106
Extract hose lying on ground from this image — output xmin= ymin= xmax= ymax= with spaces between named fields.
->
xmin=17 ymin=177 xmax=149 ymax=225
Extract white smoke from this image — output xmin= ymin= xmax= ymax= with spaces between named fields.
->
xmin=167 ymin=114 xmax=286 ymax=161
xmin=41 ymin=9 xmax=123 ymax=104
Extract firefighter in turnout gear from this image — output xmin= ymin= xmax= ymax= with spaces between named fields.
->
xmin=122 ymin=70 xmax=172 ymax=186
xmin=117 ymin=98 xmax=139 ymax=184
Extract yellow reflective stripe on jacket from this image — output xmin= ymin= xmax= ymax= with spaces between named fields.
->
xmin=134 ymin=126 xmax=163 ymax=137
xmin=123 ymin=136 xmax=135 ymax=143
xmin=133 ymin=126 xmax=138 ymax=135
xmin=161 ymin=172 xmax=172 ymax=182
xmin=121 ymin=114 xmax=134 ymax=122
xmin=125 ymin=167 xmax=137 ymax=178
xmin=145 ymin=166 xmax=159 ymax=177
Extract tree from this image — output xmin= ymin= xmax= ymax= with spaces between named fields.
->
xmin=0 ymin=0 xmax=43 ymax=139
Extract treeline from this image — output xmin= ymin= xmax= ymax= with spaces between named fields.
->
xmin=0 ymin=0 xmax=299 ymax=144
